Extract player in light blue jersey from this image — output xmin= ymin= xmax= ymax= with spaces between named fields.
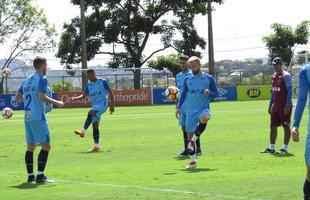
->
xmin=175 ymin=55 xmax=202 ymax=157
xmin=177 ymin=56 xmax=218 ymax=169
xmin=15 ymin=56 xmax=64 ymax=183
xmin=292 ymin=63 xmax=310 ymax=199
xmin=72 ymin=69 xmax=115 ymax=152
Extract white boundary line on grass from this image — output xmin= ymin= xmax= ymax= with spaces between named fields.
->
xmin=0 ymin=173 xmax=266 ymax=200
xmin=0 ymin=109 xmax=266 ymax=123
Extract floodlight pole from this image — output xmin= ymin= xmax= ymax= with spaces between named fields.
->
xmin=208 ymin=0 xmax=215 ymax=76
xmin=80 ymin=0 xmax=88 ymax=89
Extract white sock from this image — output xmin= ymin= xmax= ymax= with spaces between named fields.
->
xmin=269 ymin=144 xmax=275 ymax=150
xmin=189 ymin=155 xmax=196 ymax=162
xmin=82 ymin=128 xmax=86 ymax=133
xmin=95 ymin=143 xmax=100 ymax=148
xmin=28 ymin=173 xmax=34 ymax=176
xmin=282 ymin=144 xmax=288 ymax=150
xmin=37 ymin=171 xmax=44 ymax=176
xmin=192 ymin=135 xmax=199 ymax=142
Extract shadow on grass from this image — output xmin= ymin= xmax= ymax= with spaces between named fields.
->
xmin=271 ymin=152 xmax=295 ymax=157
xmin=162 ymin=172 xmax=178 ymax=176
xmin=10 ymin=182 xmax=57 ymax=190
xmin=174 ymin=156 xmax=189 ymax=161
xmin=180 ymin=168 xmax=217 ymax=173
xmin=76 ymin=151 xmax=105 ymax=154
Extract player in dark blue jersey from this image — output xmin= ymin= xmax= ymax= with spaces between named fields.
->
xmin=177 ymin=56 xmax=218 ymax=169
xmin=73 ymin=69 xmax=115 ymax=152
xmin=15 ymin=56 xmax=64 ymax=183
xmin=292 ymin=63 xmax=310 ymax=199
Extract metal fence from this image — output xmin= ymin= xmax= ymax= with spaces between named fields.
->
xmin=2 ymin=67 xmax=302 ymax=94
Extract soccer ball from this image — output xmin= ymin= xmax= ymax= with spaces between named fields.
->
xmin=2 ymin=68 xmax=11 ymax=78
xmin=2 ymin=107 xmax=13 ymax=119
xmin=165 ymin=86 xmax=180 ymax=101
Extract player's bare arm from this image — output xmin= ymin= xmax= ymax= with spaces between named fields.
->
xmin=292 ymin=127 xmax=299 ymax=142
xmin=39 ymin=92 xmax=64 ymax=107
xmin=15 ymin=91 xmax=24 ymax=102
xmin=72 ymin=94 xmax=87 ymax=101
xmin=109 ymin=90 xmax=115 ymax=115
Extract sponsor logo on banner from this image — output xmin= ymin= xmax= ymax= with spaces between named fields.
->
xmin=58 ymin=89 xmax=152 ymax=108
xmin=246 ymin=88 xmax=261 ymax=98
xmin=10 ymin=96 xmax=21 ymax=108
xmin=0 ymin=98 xmax=5 ymax=107
xmin=113 ymin=89 xmax=151 ymax=106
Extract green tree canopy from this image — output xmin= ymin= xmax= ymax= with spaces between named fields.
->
xmin=57 ymin=0 xmax=222 ymax=89
xmin=263 ymin=20 xmax=310 ymax=65
xmin=0 ymin=0 xmax=56 ymax=93
xmin=148 ymin=54 xmax=180 ymax=77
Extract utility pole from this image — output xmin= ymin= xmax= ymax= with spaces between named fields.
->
xmin=80 ymin=0 xmax=88 ymax=89
xmin=208 ymin=0 xmax=215 ymax=76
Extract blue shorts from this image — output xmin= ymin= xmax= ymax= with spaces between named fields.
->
xmin=91 ymin=106 xmax=107 ymax=124
xmin=186 ymin=109 xmax=211 ymax=133
xmin=178 ymin=109 xmax=187 ymax=126
xmin=25 ymin=120 xmax=50 ymax=144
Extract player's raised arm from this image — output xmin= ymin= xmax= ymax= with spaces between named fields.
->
xmin=38 ymin=77 xmax=64 ymax=107
xmin=72 ymin=84 xmax=89 ymax=101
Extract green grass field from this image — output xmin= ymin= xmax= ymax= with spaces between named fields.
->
xmin=0 ymin=100 xmax=309 ymax=200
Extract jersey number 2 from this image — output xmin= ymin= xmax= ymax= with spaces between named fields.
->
xmin=25 ymin=95 xmax=32 ymax=111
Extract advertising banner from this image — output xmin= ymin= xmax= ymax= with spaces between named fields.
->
xmin=57 ymin=89 xmax=152 ymax=108
xmin=0 ymin=94 xmax=24 ymax=110
xmin=237 ymin=85 xmax=271 ymax=101
xmin=212 ymin=87 xmax=237 ymax=102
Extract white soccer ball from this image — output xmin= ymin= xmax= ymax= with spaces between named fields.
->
xmin=2 ymin=68 xmax=11 ymax=78
xmin=165 ymin=86 xmax=180 ymax=101
xmin=2 ymin=107 xmax=13 ymax=119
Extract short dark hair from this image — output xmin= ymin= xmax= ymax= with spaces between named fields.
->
xmin=180 ymin=55 xmax=189 ymax=60
xmin=33 ymin=56 xmax=47 ymax=70
xmin=86 ymin=69 xmax=95 ymax=74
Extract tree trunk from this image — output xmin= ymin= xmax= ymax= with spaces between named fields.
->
xmin=208 ymin=0 xmax=215 ymax=76
xmin=133 ymin=69 xmax=141 ymax=89
xmin=80 ymin=0 xmax=88 ymax=89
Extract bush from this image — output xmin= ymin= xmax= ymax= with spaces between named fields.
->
xmin=51 ymin=80 xmax=73 ymax=92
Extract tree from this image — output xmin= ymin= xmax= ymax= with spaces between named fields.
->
xmin=0 ymin=0 xmax=56 ymax=93
xmin=263 ymin=20 xmax=310 ymax=66
xmin=148 ymin=54 xmax=180 ymax=77
xmin=57 ymin=0 xmax=215 ymax=89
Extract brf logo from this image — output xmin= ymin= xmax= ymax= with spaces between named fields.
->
xmin=247 ymin=88 xmax=261 ymax=98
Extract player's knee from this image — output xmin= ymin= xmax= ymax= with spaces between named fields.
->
xmin=41 ymin=143 xmax=51 ymax=151
xmin=88 ymin=110 xmax=95 ymax=116
xmin=27 ymin=144 xmax=36 ymax=152
xmin=200 ymin=115 xmax=209 ymax=123
xmin=92 ymin=123 xmax=99 ymax=129
xmin=307 ymin=168 xmax=310 ymax=181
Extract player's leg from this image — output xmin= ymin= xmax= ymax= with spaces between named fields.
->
xmin=304 ymin=134 xmax=310 ymax=199
xmin=88 ymin=110 xmax=104 ymax=152
xmin=304 ymin=167 xmax=310 ymax=200
xmin=277 ymin=111 xmax=292 ymax=154
xmin=25 ymin=144 xmax=36 ymax=182
xmin=262 ymin=113 xmax=279 ymax=153
xmin=30 ymin=120 xmax=53 ymax=183
xmin=185 ymin=113 xmax=198 ymax=169
xmin=178 ymin=110 xmax=188 ymax=156
xmin=25 ymin=122 xmax=36 ymax=182
xmin=74 ymin=110 xmax=94 ymax=137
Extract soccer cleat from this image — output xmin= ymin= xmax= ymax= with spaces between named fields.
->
xmin=88 ymin=145 xmax=101 ymax=153
xmin=196 ymin=149 xmax=202 ymax=156
xmin=185 ymin=161 xmax=197 ymax=169
xmin=260 ymin=148 xmax=275 ymax=154
xmin=27 ymin=175 xmax=35 ymax=183
xmin=36 ymin=175 xmax=55 ymax=183
xmin=74 ymin=130 xmax=85 ymax=138
xmin=179 ymin=149 xmax=189 ymax=156
xmin=276 ymin=148 xmax=288 ymax=155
